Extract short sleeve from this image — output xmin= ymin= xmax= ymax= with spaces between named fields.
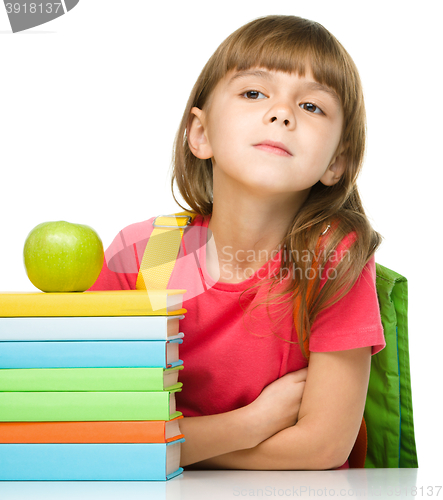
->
xmin=309 ymin=254 xmax=386 ymax=356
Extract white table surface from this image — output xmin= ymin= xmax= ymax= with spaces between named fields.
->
xmin=0 ymin=467 xmax=439 ymax=500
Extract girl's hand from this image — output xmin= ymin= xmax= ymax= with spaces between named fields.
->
xmin=247 ymin=368 xmax=308 ymax=446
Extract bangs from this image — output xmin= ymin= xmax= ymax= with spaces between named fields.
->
xmin=225 ymin=27 xmax=312 ymax=77
xmin=214 ymin=16 xmax=356 ymax=111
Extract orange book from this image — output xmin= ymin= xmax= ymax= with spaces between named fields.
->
xmin=0 ymin=416 xmax=184 ymax=444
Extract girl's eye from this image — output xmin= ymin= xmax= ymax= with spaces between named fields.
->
xmin=243 ymin=90 xmax=267 ymax=100
xmin=300 ymin=102 xmax=323 ymax=114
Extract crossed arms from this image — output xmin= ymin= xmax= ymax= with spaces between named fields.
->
xmin=179 ymin=346 xmax=371 ymax=470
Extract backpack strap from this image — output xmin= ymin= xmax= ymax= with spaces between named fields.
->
xmin=136 ymin=211 xmax=197 ymax=290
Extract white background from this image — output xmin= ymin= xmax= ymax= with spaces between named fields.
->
xmin=0 ymin=0 xmax=441 ymax=471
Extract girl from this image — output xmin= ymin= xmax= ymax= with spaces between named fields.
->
xmin=91 ymin=15 xmax=386 ymax=470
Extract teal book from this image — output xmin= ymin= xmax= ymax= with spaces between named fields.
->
xmin=0 ymin=339 xmax=183 ymax=369
xmin=0 ymin=439 xmax=185 ymax=480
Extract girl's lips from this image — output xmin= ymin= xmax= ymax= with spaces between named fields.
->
xmin=253 ymin=141 xmax=293 ymax=157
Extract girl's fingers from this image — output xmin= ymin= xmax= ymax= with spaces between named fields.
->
xmin=284 ymin=367 xmax=308 ymax=383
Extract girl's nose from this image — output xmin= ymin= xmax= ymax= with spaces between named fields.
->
xmin=264 ymin=103 xmax=296 ymax=130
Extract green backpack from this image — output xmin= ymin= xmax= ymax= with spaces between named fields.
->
xmin=364 ymin=263 xmax=418 ymax=468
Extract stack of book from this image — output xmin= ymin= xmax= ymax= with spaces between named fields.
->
xmin=0 ymin=289 xmax=187 ymax=481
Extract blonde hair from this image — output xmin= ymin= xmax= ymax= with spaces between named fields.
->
xmin=170 ymin=15 xmax=382 ymax=359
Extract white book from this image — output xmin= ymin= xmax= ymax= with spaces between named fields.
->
xmin=0 ymin=315 xmax=184 ymax=341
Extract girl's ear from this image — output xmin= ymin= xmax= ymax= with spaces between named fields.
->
xmin=187 ymin=107 xmax=213 ymax=160
xmin=320 ymin=143 xmax=348 ymax=187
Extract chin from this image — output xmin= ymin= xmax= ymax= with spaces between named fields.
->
xmin=244 ymin=180 xmax=294 ymax=197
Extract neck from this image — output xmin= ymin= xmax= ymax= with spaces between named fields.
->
xmin=206 ymin=171 xmax=310 ymax=283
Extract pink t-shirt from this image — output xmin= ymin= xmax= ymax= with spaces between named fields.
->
xmin=90 ymin=213 xmax=386 ymax=469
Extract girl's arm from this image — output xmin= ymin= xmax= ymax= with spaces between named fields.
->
xmin=184 ymin=346 xmax=371 ymax=470
xmin=179 ymin=369 xmax=307 ymax=467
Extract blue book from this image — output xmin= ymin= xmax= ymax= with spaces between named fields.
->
xmin=0 ymin=439 xmax=185 ymax=480
xmin=0 ymin=339 xmax=183 ymax=369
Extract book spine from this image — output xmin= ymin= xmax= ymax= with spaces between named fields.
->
xmin=0 ymin=340 xmax=183 ymax=369
xmin=0 ymin=316 xmax=184 ymax=341
xmin=0 ymin=309 xmax=187 ymax=481
xmin=0 ymin=441 xmax=185 ymax=480
xmin=0 ymin=418 xmax=184 ymax=443
xmin=0 ymin=291 xmax=186 ymax=317
xmin=0 ymin=367 xmax=183 ymax=392
xmin=0 ymin=392 xmax=182 ymax=422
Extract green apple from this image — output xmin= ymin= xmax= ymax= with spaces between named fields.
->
xmin=23 ymin=221 xmax=104 ymax=292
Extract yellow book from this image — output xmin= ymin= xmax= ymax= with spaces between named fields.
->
xmin=0 ymin=290 xmax=186 ymax=317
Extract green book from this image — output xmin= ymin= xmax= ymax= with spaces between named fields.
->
xmin=0 ymin=366 xmax=184 ymax=392
xmin=0 ymin=390 xmax=182 ymax=422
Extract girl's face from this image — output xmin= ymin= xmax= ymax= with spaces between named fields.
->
xmin=189 ymin=66 xmax=346 ymax=198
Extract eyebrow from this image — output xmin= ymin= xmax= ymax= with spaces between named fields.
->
xmin=302 ymin=81 xmax=341 ymax=107
xmin=228 ymin=69 xmax=341 ymax=107
xmin=228 ymin=69 xmax=273 ymax=84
